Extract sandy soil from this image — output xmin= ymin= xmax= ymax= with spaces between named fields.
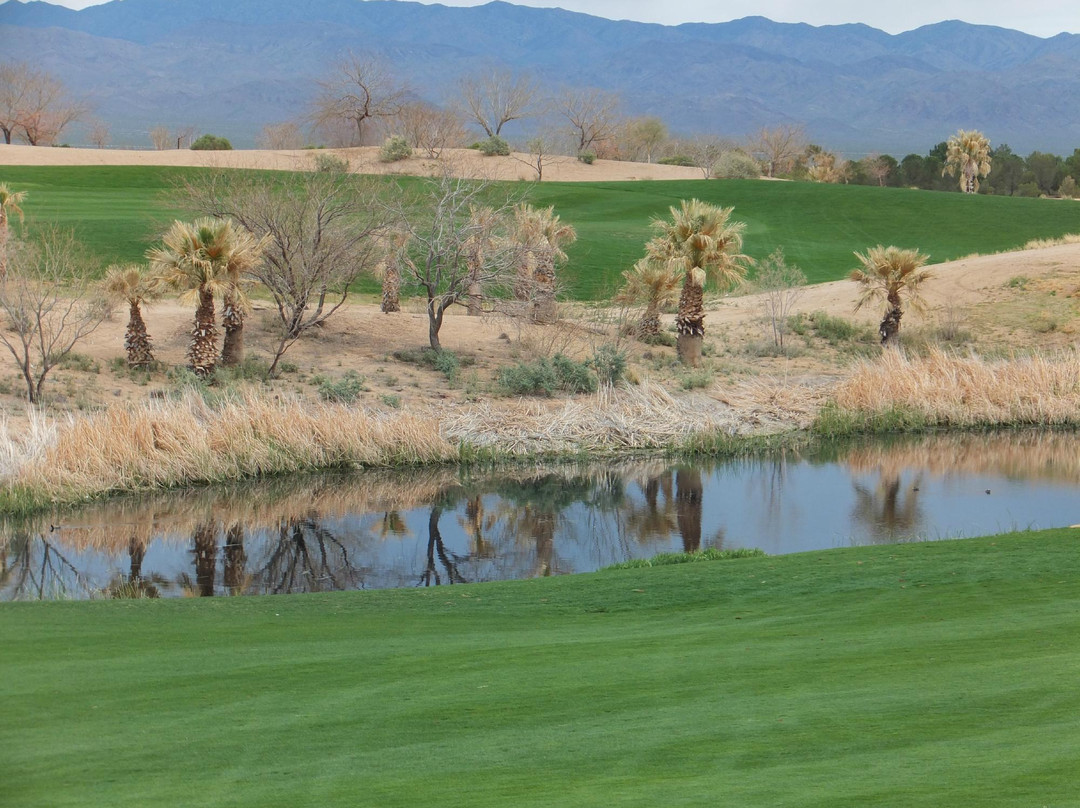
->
xmin=0 ymin=144 xmax=704 ymax=182
xmin=1 ymin=144 xmax=1076 ymax=435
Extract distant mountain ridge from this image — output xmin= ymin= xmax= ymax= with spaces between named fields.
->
xmin=2 ymin=0 xmax=1079 ymax=154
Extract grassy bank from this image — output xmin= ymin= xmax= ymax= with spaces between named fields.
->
xmin=2 ymin=528 xmax=1079 ymax=806
xmin=5 ymin=165 xmax=1080 ymax=298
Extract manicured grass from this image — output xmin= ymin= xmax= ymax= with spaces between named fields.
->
xmin=3 ymin=166 xmax=1080 ymax=298
xmin=3 ymin=528 xmax=1079 ymax=806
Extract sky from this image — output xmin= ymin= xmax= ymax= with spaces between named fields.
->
xmin=16 ymin=0 xmax=1080 ymax=38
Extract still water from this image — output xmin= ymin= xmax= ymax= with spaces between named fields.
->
xmin=2 ymin=430 xmax=1078 ymax=600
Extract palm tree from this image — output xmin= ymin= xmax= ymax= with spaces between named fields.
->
xmin=0 ymin=183 xmax=27 ymax=280
xmin=510 ymin=204 xmax=576 ymax=324
xmin=615 ymin=255 xmax=681 ymax=339
xmin=648 ymin=199 xmax=748 ymax=366
xmin=943 ymin=129 xmax=992 ymax=194
xmin=102 ymin=263 xmax=160 ymax=367
xmin=464 ymin=206 xmax=499 ymax=316
xmin=374 ymin=230 xmax=408 ymax=314
xmin=148 ymin=218 xmax=263 ymax=375
xmin=850 ymin=245 xmax=932 ymax=347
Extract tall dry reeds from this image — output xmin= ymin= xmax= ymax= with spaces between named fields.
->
xmin=3 ymin=382 xmax=753 ymax=509
xmin=11 ymin=391 xmax=457 ymax=504
xmin=829 ymin=348 xmax=1080 ymax=427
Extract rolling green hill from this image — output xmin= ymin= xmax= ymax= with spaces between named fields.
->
xmin=4 ymin=166 xmax=1079 ymax=299
xmin=2 ymin=529 xmax=1079 ymax=807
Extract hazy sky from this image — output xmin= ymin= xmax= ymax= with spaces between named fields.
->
xmin=18 ymin=0 xmax=1080 ymax=38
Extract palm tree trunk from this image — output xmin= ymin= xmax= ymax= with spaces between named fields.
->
xmin=639 ymin=299 xmax=662 ymax=338
xmin=192 ymin=522 xmax=217 ymax=597
xmin=381 ymin=260 xmax=400 ymax=313
xmin=675 ymin=468 xmax=703 ymax=552
xmin=125 ymin=301 xmax=155 ymax=367
xmin=532 ymin=254 xmax=558 ymax=324
xmin=675 ymin=279 xmax=705 ymax=366
xmin=220 ymin=290 xmax=244 ymax=367
xmin=466 ymin=253 xmax=483 ymax=316
xmin=0 ymin=213 xmax=8 ymax=280
xmin=189 ymin=287 xmax=219 ymax=376
xmin=880 ymin=290 xmax=903 ymax=347
xmin=223 ymin=523 xmax=246 ymax=596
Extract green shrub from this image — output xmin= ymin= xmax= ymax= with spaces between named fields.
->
xmin=552 ymin=354 xmax=598 ymax=393
xmin=658 ymin=155 xmax=694 ymax=167
xmin=312 ymin=153 xmax=349 ymax=173
xmin=680 ymin=370 xmax=712 ymax=390
xmin=190 ymin=134 xmax=232 ymax=151
xmin=392 ymin=347 xmax=469 ymax=383
xmin=378 ymin=135 xmax=412 ymax=163
xmin=314 ymin=370 xmax=366 ymax=403
xmin=57 ymin=352 xmax=99 ymax=373
xmin=478 ymin=136 xmax=510 ymax=157
xmin=577 ymin=151 xmax=596 ymax=165
xmin=589 ymin=344 xmax=627 ymax=385
xmin=497 ymin=354 xmax=597 ymax=396
xmin=1016 ymin=182 xmax=1041 ymax=198
xmin=498 ymin=358 xmax=559 ymax=396
xmin=215 ymin=355 xmax=271 ymax=383
xmin=380 ymin=393 xmax=402 ymax=409
xmin=712 ymin=151 xmax=760 ymax=179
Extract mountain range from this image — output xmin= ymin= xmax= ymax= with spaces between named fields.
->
xmin=2 ymin=0 xmax=1080 ymax=155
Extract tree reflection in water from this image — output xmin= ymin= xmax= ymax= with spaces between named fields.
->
xmin=419 ymin=505 xmax=468 ymax=586
xmin=851 ymin=472 xmax=924 ymax=542
xmin=256 ymin=515 xmax=363 ymax=594
xmin=675 ymin=468 xmax=703 ymax=552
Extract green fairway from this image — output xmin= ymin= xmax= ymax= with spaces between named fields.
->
xmin=3 ymin=165 xmax=1080 ymax=298
xmin=3 ymin=528 xmax=1079 ymax=807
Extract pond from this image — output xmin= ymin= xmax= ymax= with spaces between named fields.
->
xmin=2 ymin=430 xmax=1078 ymax=600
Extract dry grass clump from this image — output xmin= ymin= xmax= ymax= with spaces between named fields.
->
xmin=5 ymin=382 xmax=756 ymax=507
xmin=831 ymin=348 xmax=1080 ymax=426
xmin=442 ymin=381 xmax=740 ymax=454
xmin=0 ymin=411 xmax=57 ymax=478
xmin=14 ymin=391 xmax=457 ymax=502
xmin=1021 ymin=233 xmax=1080 ymax=250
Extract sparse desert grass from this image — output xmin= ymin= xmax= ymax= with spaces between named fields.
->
xmin=819 ymin=348 xmax=1080 ymax=433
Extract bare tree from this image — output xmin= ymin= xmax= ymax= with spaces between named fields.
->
xmin=458 ymin=68 xmax=539 ymax=138
xmin=0 ymin=62 xmax=29 ymax=144
xmin=86 ymin=118 xmax=110 ymax=149
xmin=558 ymin=87 xmax=621 ymax=155
xmin=389 ymin=168 xmax=518 ymax=351
xmin=680 ymin=136 xmax=735 ymax=179
xmin=179 ymin=160 xmax=390 ymax=375
xmin=256 ymin=122 xmax=305 ymax=150
xmin=750 ymin=124 xmax=807 ymax=178
xmin=0 ymin=228 xmax=108 ymax=403
xmin=862 ymin=153 xmax=893 ymax=187
xmin=311 ymin=53 xmax=407 ymax=147
xmin=512 ymin=131 xmax=568 ymax=181
xmin=0 ymin=61 xmax=85 ymax=146
xmin=387 ymin=102 xmax=467 ymax=158
xmin=149 ymin=126 xmax=171 ymax=150
xmin=175 ymin=126 xmax=197 ymax=150
xmin=752 ymin=248 xmax=806 ymax=349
